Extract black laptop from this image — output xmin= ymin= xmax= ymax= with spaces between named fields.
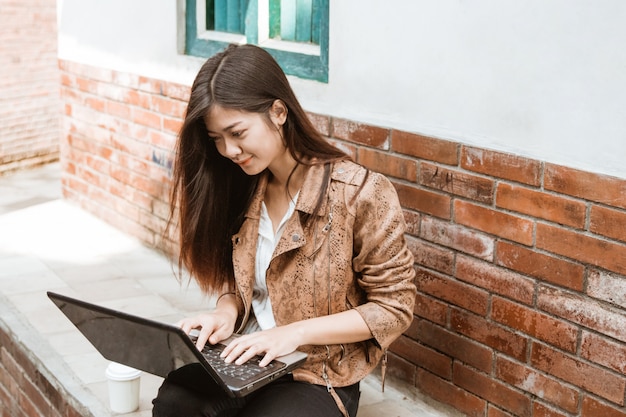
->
xmin=47 ymin=291 xmax=308 ymax=398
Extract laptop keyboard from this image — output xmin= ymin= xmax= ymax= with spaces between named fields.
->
xmin=197 ymin=340 xmax=285 ymax=383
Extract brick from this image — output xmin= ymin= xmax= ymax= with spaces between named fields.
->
xmin=393 ymin=182 xmax=451 ymax=219
xmin=132 ymin=107 xmax=162 ymax=128
xmin=385 ymin=351 xmax=416 ymax=386
xmin=455 ymin=200 xmax=534 ymax=245
xmin=390 ymin=335 xmax=452 ymax=379
xmin=4 ymin=339 xmax=37 ymax=381
xmin=331 ymin=118 xmax=389 ymax=148
xmin=496 ymin=356 xmax=579 ymax=413
xmin=115 ymin=152 xmax=152 ymax=176
xmin=74 ymin=64 xmax=113 ymax=84
xmin=491 ymin=297 xmax=578 ymax=352
xmin=421 ymin=215 xmax=494 ymax=261
xmin=137 ymin=75 xmax=163 ymax=94
xmin=2 ymin=13 xmax=60 ymax=170
xmin=581 ymin=331 xmax=626 ymax=375
xmin=416 ymin=268 xmax=489 ymax=316
xmin=496 ymin=182 xmax=586 ymax=229
xmin=532 ymin=342 xmax=626 ymax=404
xmin=357 ymin=147 xmax=417 ymax=181
xmin=60 ymin=73 xmax=74 ymax=88
xmin=84 ymin=154 xmax=110 ymax=175
xmin=456 ymin=254 xmax=535 ymax=305
xmin=0 ymin=351 xmax=20 ymax=398
xmin=109 ymin=132 xmax=150 ymax=159
xmin=149 ymin=130 xmax=177 ymax=152
xmin=64 ymin=175 xmax=89 ymax=195
xmin=163 ymin=116 xmax=182 ymax=135
xmin=451 ymin=309 xmax=528 ymax=361
xmin=536 ymin=222 xmax=626 ymax=276
xmin=116 ymin=128 xmax=152 ymax=154
xmin=112 ymin=71 xmax=140 ymax=89
xmin=94 ymin=82 xmax=134 ymax=106
xmin=404 ymin=316 xmax=428 ymax=341
xmin=33 ymin=370 xmax=64 ymax=414
xmin=416 ymin=368 xmax=486 ymax=417
xmin=150 ymin=95 xmax=186 ymax=118
xmin=306 ymin=112 xmax=330 ymax=136
xmin=124 ymin=88 xmax=152 ymax=109
xmin=416 ymin=319 xmax=493 ymax=373
xmin=581 ymin=396 xmax=626 ymax=417
xmin=461 ymin=146 xmax=541 ymax=186
xmin=106 ymin=100 xmax=131 ymax=120
xmin=153 ymin=198 xmax=173 ymax=222
xmin=495 ymin=241 xmax=584 ymax=291
xmin=329 ymin=138 xmax=357 ymax=159
xmin=538 ymin=285 xmax=626 ymax=343
xmin=111 ymin=193 xmax=142 ymax=222
xmin=60 ymin=86 xmax=78 ymax=102
xmin=420 ymin=162 xmax=494 ymax=204
xmin=487 ymin=406 xmax=515 ymax=417
xmin=161 ymin=81 xmax=191 ymax=102
xmin=545 ymin=163 xmax=626 ymax=210
xmin=20 ymin=373 xmax=52 ymax=417
xmin=403 ymin=210 xmax=421 ymax=236
xmin=84 ymin=96 xmax=105 ymax=112
xmin=413 ymin=292 xmax=448 ymax=326
xmin=587 ymin=269 xmax=626 ymax=309
xmin=78 ymin=166 xmax=106 ymax=190
xmin=75 ymin=76 xmax=98 ymax=95
xmin=453 ymin=362 xmax=532 ymax=417
xmin=406 ymin=235 xmax=455 ymax=275
xmin=532 ymin=402 xmax=569 ymax=417
xmin=18 ymin=391 xmax=41 ymax=417
xmin=391 ymin=130 xmax=459 ymax=165
xmin=590 ymin=205 xmax=626 ymax=243
xmin=0 ymin=383 xmax=14 ymax=415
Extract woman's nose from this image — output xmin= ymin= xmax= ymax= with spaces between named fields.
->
xmin=219 ymin=138 xmax=242 ymax=158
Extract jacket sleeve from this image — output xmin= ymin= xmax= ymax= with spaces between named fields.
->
xmin=350 ymin=171 xmax=417 ymax=349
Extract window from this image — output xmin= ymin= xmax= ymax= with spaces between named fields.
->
xmin=185 ymin=0 xmax=329 ymax=82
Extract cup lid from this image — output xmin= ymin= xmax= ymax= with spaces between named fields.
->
xmin=105 ymin=362 xmax=142 ymax=381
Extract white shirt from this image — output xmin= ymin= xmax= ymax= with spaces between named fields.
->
xmin=251 ymin=193 xmax=299 ymax=330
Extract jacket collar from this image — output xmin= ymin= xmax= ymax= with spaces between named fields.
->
xmin=244 ymin=163 xmax=332 ymax=220
xmin=243 ymin=160 xmax=363 ymax=220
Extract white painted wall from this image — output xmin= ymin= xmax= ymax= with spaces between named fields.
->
xmin=58 ymin=0 xmax=626 ymax=180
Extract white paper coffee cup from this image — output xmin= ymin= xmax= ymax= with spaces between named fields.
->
xmin=105 ymin=362 xmax=142 ymax=413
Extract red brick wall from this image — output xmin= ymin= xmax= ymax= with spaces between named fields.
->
xmin=59 ymin=60 xmax=626 ymax=417
xmin=0 ymin=325 xmax=85 ymax=417
xmin=0 ymin=0 xmax=60 ymax=175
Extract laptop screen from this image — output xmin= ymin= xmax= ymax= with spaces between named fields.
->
xmin=48 ymin=292 xmax=202 ymax=378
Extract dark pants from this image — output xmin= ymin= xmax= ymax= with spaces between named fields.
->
xmin=152 ymin=364 xmax=361 ymax=417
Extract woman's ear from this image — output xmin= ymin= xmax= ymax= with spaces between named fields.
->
xmin=270 ymin=100 xmax=288 ymax=127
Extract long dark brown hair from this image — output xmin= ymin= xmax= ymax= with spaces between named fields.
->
xmin=168 ymin=44 xmax=349 ymax=294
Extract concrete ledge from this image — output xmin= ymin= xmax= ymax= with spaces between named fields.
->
xmin=0 ymin=291 xmax=103 ymax=417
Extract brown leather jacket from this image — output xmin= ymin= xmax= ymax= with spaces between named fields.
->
xmin=229 ymin=160 xmax=416 ymax=395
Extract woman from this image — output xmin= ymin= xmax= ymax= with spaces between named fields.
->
xmin=153 ymin=44 xmax=416 ymax=417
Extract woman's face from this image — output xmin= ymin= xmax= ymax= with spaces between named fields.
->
xmin=205 ymin=103 xmax=288 ymax=176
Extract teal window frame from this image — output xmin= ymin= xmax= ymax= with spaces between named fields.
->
xmin=185 ymin=0 xmax=329 ymax=82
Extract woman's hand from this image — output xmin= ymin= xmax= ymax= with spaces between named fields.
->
xmin=220 ymin=325 xmax=303 ymax=367
xmin=177 ymin=310 xmax=236 ymax=351
xmin=177 ymin=293 xmax=239 ymax=351
xmin=222 ymin=309 xmax=372 ymax=367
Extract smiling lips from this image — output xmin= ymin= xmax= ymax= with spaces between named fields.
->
xmin=234 ymin=156 xmax=253 ymax=166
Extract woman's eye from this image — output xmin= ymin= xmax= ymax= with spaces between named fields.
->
xmin=208 ymin=136 xmax=222 ymax=142
xmin=231 ymin=130 xmax=244 ymax=138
